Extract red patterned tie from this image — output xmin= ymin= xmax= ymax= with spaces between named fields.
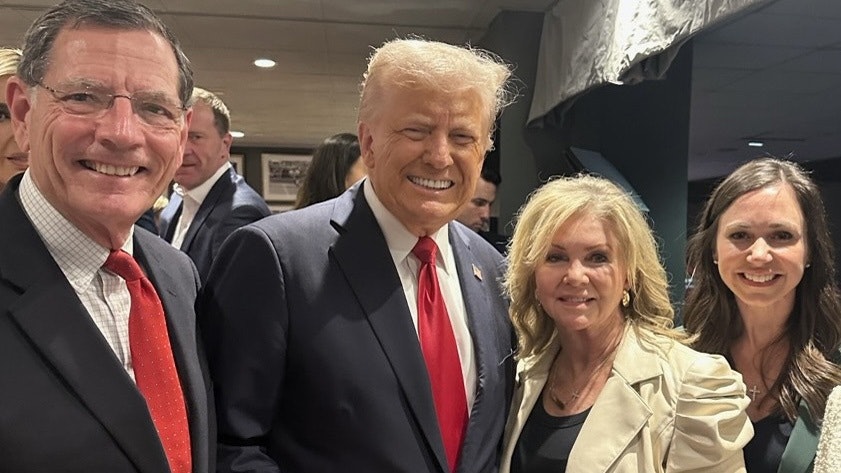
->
xmin=104 ymin=250 xmax=192 ymax=473
xmin=412 ymin=236 xmax=468 ymax=472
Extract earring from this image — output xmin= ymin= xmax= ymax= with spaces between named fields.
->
xmin=621 ymin=290 xmax=630 ymax=308
xmin=806 ymin=263 xmax=811 ymax=268
xmin=713 ymin=259 xmax=718 ymax=265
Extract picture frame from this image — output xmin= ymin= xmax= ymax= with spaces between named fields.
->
xmin=261 ymin=153 xmax=312 ymax=201
xmin=229 ymin=154 xmax=245 ymax=177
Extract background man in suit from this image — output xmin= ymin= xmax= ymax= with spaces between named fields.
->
xmin=0 ymin=0 xmax=211 ymax=471
xmin=456 ymin=166 xmax=508 ymax=254
xmin=159 ymin=87 xmax=269 ymax=282
xmin=201 ymin=38 xmax=517 ymax=472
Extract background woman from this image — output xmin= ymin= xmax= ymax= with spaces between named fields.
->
xmin=684 ymin=157 xmax=841 ymax=473
xmin=501 ymin=174 xmax=752 ymax=473
xmin=0 ymin=48 xmax=26 ymax=190
xmin=294 ymin=132 xmax=363 ymax=208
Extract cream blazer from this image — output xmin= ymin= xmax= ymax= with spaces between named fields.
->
xmin=500 ymin=325 xmax=753 ymax=473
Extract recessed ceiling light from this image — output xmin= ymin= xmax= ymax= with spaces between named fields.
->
xmin=230 ymin=130 xmax=245 ymax=138
xmin=748 ymin=141 xmax=764 ymax=147
xmin=253 ymin=58 xmax=276 ymax=68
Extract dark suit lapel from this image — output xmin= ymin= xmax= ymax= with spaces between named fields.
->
xmin=448 ymin=225 xmax=496 ymax=467
xmin=779 ymin=401 xmax=819 ymax=473
xmin=181 ymin=170 xmax=233 ymax=252
xmin=159 ymin=192 xmax=183 ymax=242
xmin=329 ymin=184 xmax=449 ymax=473
xmin=0 ymin=180 xmax=168 ymax=473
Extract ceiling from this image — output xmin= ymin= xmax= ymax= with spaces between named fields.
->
xmin=1 ymin=0 xmax=839 ymax=181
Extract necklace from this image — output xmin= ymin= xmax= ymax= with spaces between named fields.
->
xmin=547 ymin=339 xmax=620 ymax=410
xmin=748 ymin=385 xmax=761 ymax=401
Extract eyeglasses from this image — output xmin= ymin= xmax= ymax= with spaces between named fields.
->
xmin=37 ymin=82 xmax=186 ymax=129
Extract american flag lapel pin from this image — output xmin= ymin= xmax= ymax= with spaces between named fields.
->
xmin=472 ymin=264 xmax=483 ymax=281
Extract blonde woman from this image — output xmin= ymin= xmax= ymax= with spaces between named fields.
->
xmin=502 ymin=175 xmax=753 ymax=472
xmin=0 ymin=48 xmax=27 ymax=190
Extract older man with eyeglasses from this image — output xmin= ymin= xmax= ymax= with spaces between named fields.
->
xmin=0 ymin=0 xmax=212 ymax=472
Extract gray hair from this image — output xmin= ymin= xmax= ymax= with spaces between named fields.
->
xmin=17 ymin=0 xmax=193 ymax=106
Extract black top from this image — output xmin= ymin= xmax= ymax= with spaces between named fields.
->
xmin=511 ymin=397 xmax=591 ymax=473
xmin=743 ymin=414 xmax=793 ymax=473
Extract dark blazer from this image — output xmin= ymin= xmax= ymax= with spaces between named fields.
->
xmin=201 ymin=180 xmax=515 ymax=473
xmin=0 ymin=174 xmax=213 ymax=472
xmin=159 ymin=167 xmax=270 ymax=282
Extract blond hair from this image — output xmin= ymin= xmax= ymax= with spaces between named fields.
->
xmin=505 ymin=174 xmax=681 ymax=357
xmin=191 ymin=87 xmax=231 ymax=135
xmin=358 ymin=38 xmax=516 ymax=149
xmin=0 ymin=47 xmax=22 ymax=78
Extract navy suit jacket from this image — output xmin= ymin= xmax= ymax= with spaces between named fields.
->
xmin=159 ymin=167 xmax=270 ymax=282
xmin=0 ymin=174 xmax=213 ymax=472
xmin=201 ymin=180 xmax=515 ymax=472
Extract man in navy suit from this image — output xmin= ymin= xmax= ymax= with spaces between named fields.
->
xmin=159 ymin=87 xmax=269 ymax=282
xmin=201 ymin=38 xmax=517 ymax=472
xmin=0 ymin=0 xmax=211 ymax=471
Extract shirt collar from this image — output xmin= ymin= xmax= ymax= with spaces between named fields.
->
xmin=363 ymin=178 xmax=453 ymax=274
xmin=18 ymin=170 xmax=133 ymax=292
xmin=174 ymin=161 xmax=231 ymax=206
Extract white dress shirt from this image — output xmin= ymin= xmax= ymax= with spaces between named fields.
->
xmin=18 ymin=170 xmax=137 ymax=381
xmin=363 ymin=179 xmax=477 ymax=409
xmin=171 ymin=162 xmax=231 ymax=249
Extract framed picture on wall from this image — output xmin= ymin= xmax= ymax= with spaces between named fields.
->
xmin=229 ymin=154 xmax=245 ymax=176
xmin=261 ymin=153 xmax=312 ymax=201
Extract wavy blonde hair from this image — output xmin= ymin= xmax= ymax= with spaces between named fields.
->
xmin=505 ymin=174 xmax=681 ymax=358
xmin=0 ymin=47 xmax=22 ymax=78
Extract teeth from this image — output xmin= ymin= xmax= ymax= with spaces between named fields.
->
xmin=743 ymin=273 xmax=775 ymax=283
xmin=409 ymin=176 xmax=452 ymax=190
xmin=84 ymin=161 xmax=139 ymax=177
xmin=564 ymin=297 xmax=589 ymax=302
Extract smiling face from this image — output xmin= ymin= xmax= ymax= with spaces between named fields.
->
xmin=534 ymin=213 xmax=628 ymax=334
xmin=358 ymin=83 xmax=490 ymax=236
xmin=175 ymin=101 xmax=231 ymax=190
xmin=715 ymin=182 xmax=807 ymax=316
xmin=0 ymin=75 xmax=28 ymax=189
xmin=6 ymin=26 xmax=189 ymax=248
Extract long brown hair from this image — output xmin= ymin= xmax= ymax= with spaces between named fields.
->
xmin=684 ymin=157 xmax=841 ymax=421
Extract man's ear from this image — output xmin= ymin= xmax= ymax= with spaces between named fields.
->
xmin=222 ymin=131 xmax=233 ymax=153
xmin=357 ymin=121 xmax=374 ymax=169
xmin=5 ymin=76 xmax=32 ymax=152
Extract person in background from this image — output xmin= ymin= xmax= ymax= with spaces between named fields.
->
xmin=0 ymin=0 xmax=212 ymax=471
xmin=455 ymin=165 xmax=507 ymax=253
xmin=294 ymin=132 xmax=363 ymax=208
xmin=201 ymin=38 xmax=517 ymax=472
xmin=684 ymin=157 xmax=841 ymax=473
xmin=158 ymin=86 xmax=269 ymax=282
xmin=501 ymin=175 xmax=752 ymax=473
xmin=0 ymin=47 xmax=26 ymax=190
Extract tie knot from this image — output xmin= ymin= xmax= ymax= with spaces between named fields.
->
xmin=103 ymin=250 xmax=145 ymax=282
xmin=412 ymin=236 xmax=438 ymax=265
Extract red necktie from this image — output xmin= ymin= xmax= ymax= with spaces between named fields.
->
xmin=104 ymin=250 xmax=192 ymax=473
xmin=412 ymin=236 xmax=468 ymax=472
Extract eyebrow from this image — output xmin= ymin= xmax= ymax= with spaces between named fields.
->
xmin=723 ymin=221 xmax=801 ymax=230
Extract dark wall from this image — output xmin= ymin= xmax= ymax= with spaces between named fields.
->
xmin=480 ymin=12 xmax=693 ymax=305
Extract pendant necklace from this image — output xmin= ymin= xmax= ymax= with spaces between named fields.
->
xmin=548 ymin=343 xmax=618 ymax=410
